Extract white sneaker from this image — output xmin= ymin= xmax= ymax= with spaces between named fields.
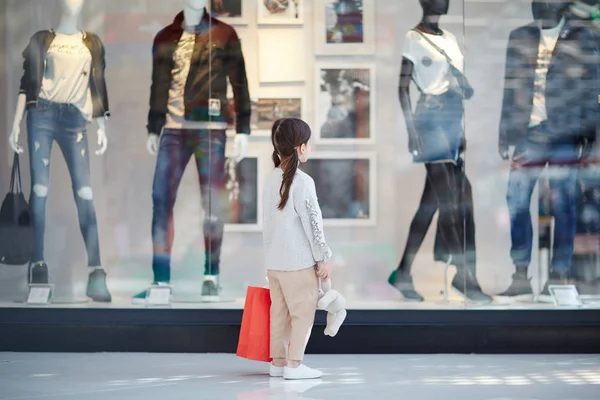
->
xmin=284 ymin=364 xmax=323 ymax=380
xmin=270 ymin=364 xmax=284 ymax=377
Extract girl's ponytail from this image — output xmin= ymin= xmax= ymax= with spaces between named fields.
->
xmin=278 ymin=149 xmax=299 ymax=210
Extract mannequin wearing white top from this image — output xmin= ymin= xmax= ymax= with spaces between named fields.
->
xmin=146 ymin=0 xmax=248 ymax=162
xmin=9 ymin=0 xmax=107 ymax=156
xmin=8 ymin=0 xmax=112 ymax=303
xmin=389 ymin=0 xmax=491 ymax=304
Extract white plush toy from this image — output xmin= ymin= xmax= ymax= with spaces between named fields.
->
xmin=317 ymin=279 xmax=347 ymax=337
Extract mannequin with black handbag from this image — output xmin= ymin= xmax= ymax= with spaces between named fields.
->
xmin=0 ymin=154 xmax=33 ymax=266
xmin=388 ymin=0 xmax=491 ymax=303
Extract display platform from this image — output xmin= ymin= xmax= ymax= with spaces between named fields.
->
xmin=1 ymin=298 xmax=600 ymax=354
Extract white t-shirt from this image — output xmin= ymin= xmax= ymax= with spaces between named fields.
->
xmin=529 ymin=18 xmax=565 ymax=128
xmin=165 ymin=28 xmax=227 ymax=131
xmin=39 ymin=33 xmax=93 ymax=121
xmin=401 ymin=29 xmax=464 ymax=96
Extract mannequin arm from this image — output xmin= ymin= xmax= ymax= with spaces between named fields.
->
xmin=9 ymin=94 xmax=27 ymax=154
xmin=399 ymin=58 xmax=422 ymax=155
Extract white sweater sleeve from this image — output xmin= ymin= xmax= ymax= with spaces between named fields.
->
xmin=293 ymin=177 xmax=333 ymax=263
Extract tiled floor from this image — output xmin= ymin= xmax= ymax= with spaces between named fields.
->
xmin=0 ymin=353 xmax=599 ymax=399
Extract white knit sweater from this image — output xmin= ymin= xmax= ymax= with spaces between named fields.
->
xmin=262 ymin=168 xmax=333 ymax=271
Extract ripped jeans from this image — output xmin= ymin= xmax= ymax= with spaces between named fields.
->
xmin=27 ymin=99 xmax=101 ymax=266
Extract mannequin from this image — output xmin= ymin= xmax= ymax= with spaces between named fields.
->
xmin=8 ymin=0 xmax=111 ymax=302
xmin=388 ymin=0 xmax=491 ymax=303
xmin=146 ymin=0 xmax=248 ymax=162
xmin=499 ymin=1 xmax=599 ymax=296
xmin=136 ymin=0 xmax=252 ymax=303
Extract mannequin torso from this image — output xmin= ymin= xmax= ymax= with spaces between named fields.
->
xmin=9 ymin=0 xmax=108 ymax=155
xmin=147 ymin=0 xmax=248 ymax=162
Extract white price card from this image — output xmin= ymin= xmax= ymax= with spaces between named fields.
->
xmin=27 ymin=285 xmax=52 ymax=305
xmin=147 ymin=286 xmax=172 ymax=306
xmin=549 ymin=285 xmax=583 ymax=307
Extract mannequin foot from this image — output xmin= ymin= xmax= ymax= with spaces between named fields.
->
xmin=451 ymin=269 xmax=492 ymax=304
xmin=541 ymin=270 xmax=570 ymax=296
xmin=388 ymin=270 xmax=424 ymax=302
xmin=498 ymin=270 xmax=533 ymax=297
xmin=201 ymin=275 xmax=220 ymax=302
xmin=86 ymin=269 xmax=112 ymax=303
xmin=28 ymin=262 xmax=49 ymax=284
xmin=132 ymin=282 xmax=170 ymax=305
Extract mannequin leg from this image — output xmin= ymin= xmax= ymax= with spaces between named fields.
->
xmin=26 ymin=106 xmax=55 ymax=284
xmin=151 ymin=129 xmax=193 ymax=283
xmin=397 ymin=175 xmax=437 ymax=274
xmin=54 ymin=113 xmax=100 ymax=267
xmin=195 ymin=130 xmax=227 ymax=301
xmin=426 ymin=163 xmax=491 ymax=302
xmin=195 ymin=130 xmax=227 ymax=277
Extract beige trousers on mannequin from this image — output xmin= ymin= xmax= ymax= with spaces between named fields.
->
xmin=268 ymin=267 xmax=318 ymax=361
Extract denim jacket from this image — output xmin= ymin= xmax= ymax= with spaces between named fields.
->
xmin=499 ymin=21 xmax=600 ymax=146
xmin=147 ymin=10 xmax=251 ymax=135
xmin=18 ymin=30 xmax=110 ymax=119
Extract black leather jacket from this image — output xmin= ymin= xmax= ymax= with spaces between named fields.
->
xmin=499 ymin=21 xmax=599 ymax=146
xmin=147 ymin=10 xmax=251 ymax=135
xmin=19 ymin=30 xmax=110 ymax=119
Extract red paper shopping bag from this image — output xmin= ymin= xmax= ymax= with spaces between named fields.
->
xmin=237 ymin=286 xmax=272 ymax=362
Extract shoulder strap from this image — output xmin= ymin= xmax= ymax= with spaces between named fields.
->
xmin=411 ymin=29 xmax=455 ymax=66
xmin=9 ymin=153 xmax=23 ymax=194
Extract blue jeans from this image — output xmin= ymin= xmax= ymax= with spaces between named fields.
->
xmin=151 ymin=129 xmax=227 ymax=282
xmin=27 ymin=99 xmax=101 ymax=266
xmin=507 ymin=134 xmax=580 ymax=274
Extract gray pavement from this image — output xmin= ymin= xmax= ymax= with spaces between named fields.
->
xmin=0 ymin=353 xmax=599 ymax=399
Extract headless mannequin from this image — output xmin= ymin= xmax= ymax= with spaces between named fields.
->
xmin=390 ymin=0 xmax=490 ymax=303
xmin=499 ymin=0 xmax=598 ymax=296
xmin=146 ymin=0 xmax=248 ymax=162
xmin=9 ymin=0 xmax=107 ymax=156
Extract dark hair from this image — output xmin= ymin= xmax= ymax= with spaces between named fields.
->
xmin=271 ymin=118 xmax=312 ymax=210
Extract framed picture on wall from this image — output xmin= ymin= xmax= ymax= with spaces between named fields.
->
xmin=301 ymin=152 xmax=377 ymax=227
xmin=224 ymin=156 xmax=262 ymax=232
xmin=315 ymin=63 xmax=375 ymax=144
xmin=314 ymin=0 xmax=375 ymax=55
xmin=255 ymin=97 xmax=305 ymax=135
xmin=211 ymin=0 xmax=249 ymax=25
xmin=258 ymin=0 xmax=304 ymax=25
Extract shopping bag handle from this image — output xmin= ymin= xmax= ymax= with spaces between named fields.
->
xmin=9 ymin=153 xmax=23 ymax=194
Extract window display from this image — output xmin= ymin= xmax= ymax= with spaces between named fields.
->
xmin=0 ymin=0 xmax=599 ymax=312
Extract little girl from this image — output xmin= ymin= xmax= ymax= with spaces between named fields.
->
xmin=263 ymin=118 xmax=334 ymax=380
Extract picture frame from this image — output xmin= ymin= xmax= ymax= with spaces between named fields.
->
xmin=210 ymin=0 xmax=249 ymax=26
xmin=258 ymin=0 xmax=304 ymax=25
xmin=314 ymin=0 xmax=375 ymax=55
xmin=314 ymin=63 xmax=376 ymax=145
xmin=255 ymin=96 xmax=306 ymax=136
xmin=301 ymin=151 xmax=377 ymax=227
xmin=223 ymin=152 xmax=263 ymax=233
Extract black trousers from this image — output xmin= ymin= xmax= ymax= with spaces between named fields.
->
xmin=397 ymin=162 xmax=475 ymax=275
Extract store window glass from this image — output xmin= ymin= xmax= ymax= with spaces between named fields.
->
xmin=0 ymin=0 xmax=599 ymax=311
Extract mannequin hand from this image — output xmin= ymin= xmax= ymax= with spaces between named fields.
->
xmin=233 ymin=133 xmax=249 ymax=163
xmin=95 ymin=128 xmax=108 ymax=155
xmin=9 ymin=125 xmax=23 ymax=154
xmin=498 ymin=134 xmax=509 ymax=160
xmin=459 ymin=136 xmax=467 ymax=154
xmin=408 ymin=133 xmax=424 ymax=157
xmin=147 ymin=134 xmax=159 ymax=156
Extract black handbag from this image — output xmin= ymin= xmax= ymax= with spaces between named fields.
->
xmin=0 ymin=154 xmax=33 ymax=265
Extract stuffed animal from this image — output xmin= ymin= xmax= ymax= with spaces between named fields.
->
xmin=317 ymin=279 xmax=347 ymax=337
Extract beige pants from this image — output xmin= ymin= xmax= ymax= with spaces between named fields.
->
xmin=268 ymin=267 xmax=318 ymax=361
